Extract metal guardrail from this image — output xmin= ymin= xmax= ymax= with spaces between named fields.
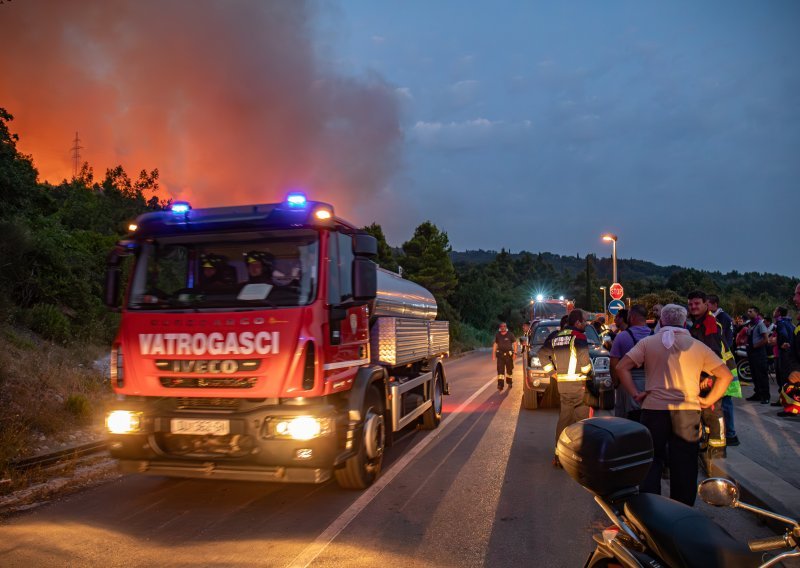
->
xmin=6 ymin=441 xmax=108 ymax=473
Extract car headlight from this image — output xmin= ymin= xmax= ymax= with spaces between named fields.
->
xmin=266 ymin=416 xmax=333 ymax=440
xmin=592 ymin=356 xmax=610 ymax=373
xmin=106 ymin=410 xmax=143 ymax=434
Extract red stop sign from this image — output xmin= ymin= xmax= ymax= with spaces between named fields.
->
xmin=610 ymin=283 xmax=624 ymax=300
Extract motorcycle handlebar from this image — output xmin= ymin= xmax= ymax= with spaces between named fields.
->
xmin=748 ymin=535 xmax=792 ymax=552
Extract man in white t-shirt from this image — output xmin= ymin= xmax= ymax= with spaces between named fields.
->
xmin=616 ymin=304 xmax=733 ymax=506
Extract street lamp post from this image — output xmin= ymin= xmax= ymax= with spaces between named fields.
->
xmin=602 ymin=233 xmax=618 ymax=284
xmin=529 ymin=299 xmax=534 ymax=321
xmin=600 ymin=286 xmax=607 ymax=319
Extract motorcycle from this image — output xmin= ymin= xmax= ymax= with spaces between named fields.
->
xmin=734 ymin=346 xmax=776 ymax=383
xmin=558 ymin=417 xmax=800 ymax=567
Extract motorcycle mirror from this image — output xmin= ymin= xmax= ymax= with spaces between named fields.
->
xmin=698 ymin=477 xmax=740 ymax=507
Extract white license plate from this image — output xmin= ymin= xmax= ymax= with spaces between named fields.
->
xmin=170 ymin=418 xmax=230 ymax=436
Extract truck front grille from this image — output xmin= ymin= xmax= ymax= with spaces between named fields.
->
xmin=174 ymin=397 xmax=242 ymax=411
xmin=160 ymin=377 xmax=257 ymax=389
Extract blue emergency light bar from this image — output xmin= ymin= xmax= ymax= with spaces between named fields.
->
xmin=129 ymin=192 xmax=337 ymax=237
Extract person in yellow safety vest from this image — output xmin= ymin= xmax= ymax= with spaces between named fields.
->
xmin=538 ymin=309 xmax=593 ymax=468
xmin=687 ymin=290 xmax=741 ymax=467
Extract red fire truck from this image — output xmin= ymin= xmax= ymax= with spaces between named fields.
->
xmin=103 ymin=193 xmax=449 ymax=489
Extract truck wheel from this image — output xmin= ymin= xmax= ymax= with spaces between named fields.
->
xmin=335 ymin=386 xmax=385 ymax=489
xmin=420 ymin=368 xmax=444 ymax=429
xmin=522 ymin=380 xmax=538 ymax=410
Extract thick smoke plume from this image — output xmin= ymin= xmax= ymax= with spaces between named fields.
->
xmin=0 ymin=1 xmax=401 ymax=213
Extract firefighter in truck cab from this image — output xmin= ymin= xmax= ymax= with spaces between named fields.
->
xmin=492 ymin=322 xmax=517 ymax=391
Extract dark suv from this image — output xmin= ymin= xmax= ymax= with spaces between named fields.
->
xmin=522 ymin=319 xmax=612 ymax=410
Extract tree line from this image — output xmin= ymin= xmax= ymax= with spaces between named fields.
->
xmin=0 ymin=107 xmax=795 ymax=350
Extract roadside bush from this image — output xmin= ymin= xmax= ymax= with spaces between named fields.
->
xmin=2 ymin=328 xmax=35 ymax=351
xmin=25 ymin=304 xmax=71 ymax=344
xmin=65 ymin=394 xmax=92 ymax=422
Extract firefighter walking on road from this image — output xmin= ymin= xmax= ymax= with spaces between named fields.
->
xmin=492 ymin=322 xmax=517 ymax=391
xmin=538 ymin=309 xmax=594 ymax=467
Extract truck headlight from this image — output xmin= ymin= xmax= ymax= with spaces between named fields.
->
xmin=592 ymin=356 xmax=610 ymax=373
xmin=531 ymin=356 xmax=541 ymax=368
xmin=106 ymin=410 xmax=143 ymax=434
xmin=267 ymin=416 xmax=333 ymax=440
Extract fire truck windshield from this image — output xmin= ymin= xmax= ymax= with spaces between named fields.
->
xmin=127 ymin=230 xmax=319 ymax=310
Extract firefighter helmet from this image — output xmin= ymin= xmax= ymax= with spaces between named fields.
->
xmin=779 ymin=383 xmax=800 ymax=415
xmin=200 ymin=253 xmax=225 ymax=270
xmin=244 ymin=250 xmax=274 ymax=268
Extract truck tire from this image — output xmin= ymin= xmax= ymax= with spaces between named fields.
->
xmin=522 ymin=380 xmax=538 ymax=410
xmin=420 ymin=368 xmax=444 ymax=429
xmin=335 ymin=386 xmax=385 ymax=489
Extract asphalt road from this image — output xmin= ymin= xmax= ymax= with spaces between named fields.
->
xmin=0 ymin=351 xmax=784 ymax=567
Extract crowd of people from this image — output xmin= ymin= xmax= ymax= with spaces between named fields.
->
xmin=509 ymin=282 xmax=800 ymax=507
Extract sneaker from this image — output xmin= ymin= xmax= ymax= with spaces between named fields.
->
xmin=727 ymin=436 xmax=740 ymax=446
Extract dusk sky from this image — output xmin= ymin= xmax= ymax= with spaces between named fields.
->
xmin=1 ymin=1 xmax=797 ymax=277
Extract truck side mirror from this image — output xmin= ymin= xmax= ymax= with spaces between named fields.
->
xmin=353 ymin=257 xmax=377 ymax=300
xmin=104 ymin=241 xmax=134 ymax=310
xmin=104 ymin=267 xmax=121 ymax=309
xmin=353 ymin=234 xmax=377 ymax=257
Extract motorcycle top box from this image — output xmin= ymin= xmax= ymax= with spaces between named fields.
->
xmin=557 ymin=417 xmax=653 ymax=498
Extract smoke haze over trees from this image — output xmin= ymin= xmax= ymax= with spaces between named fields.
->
xmin=0 ymin=1 xmax=402 ymax=217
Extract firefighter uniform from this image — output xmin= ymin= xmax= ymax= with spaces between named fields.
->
xmin=689 ymin=311 xmax=740 ymax=454
xmin=538 ymin=326 xmax=593 ymax=457
xmin=493 ymin=327 xmax=517 ymax=390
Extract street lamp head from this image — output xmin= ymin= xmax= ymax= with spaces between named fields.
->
xmin=600 ymin=286 xmax=606 ymax=291
xmin=602 ymin=233 xmax=617 ymax=243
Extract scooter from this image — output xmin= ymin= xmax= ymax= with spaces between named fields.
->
xmin=733 ymin=346 xmax=776 ymax=383
xmin=558 ymin=417 xmax=800 ymax=567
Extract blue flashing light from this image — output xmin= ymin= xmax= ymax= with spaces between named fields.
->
xmin=286 ymin=192 xmax=307 ymax=208
xmin=171 ymin=201 xmax=191 ymax=214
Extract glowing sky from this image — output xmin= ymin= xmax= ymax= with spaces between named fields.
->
xmin=1 ymin=1 xmax=797 ymax=276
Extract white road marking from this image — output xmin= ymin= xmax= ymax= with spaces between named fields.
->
xmin=286 ymin=374 xmax=500 ymax=568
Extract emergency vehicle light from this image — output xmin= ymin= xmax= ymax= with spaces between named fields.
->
xmin=286 ymin=192 xmax=307 ymax=207
xmin=314 ymin=207 xmax=332 ymax=220
xmin=536 ymin=294 xmax=544 ymax=302
xmin=170 ymin=201 xmax=192 ymax=214
xmin=128 ymin=223 xmax=138 ymax=232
